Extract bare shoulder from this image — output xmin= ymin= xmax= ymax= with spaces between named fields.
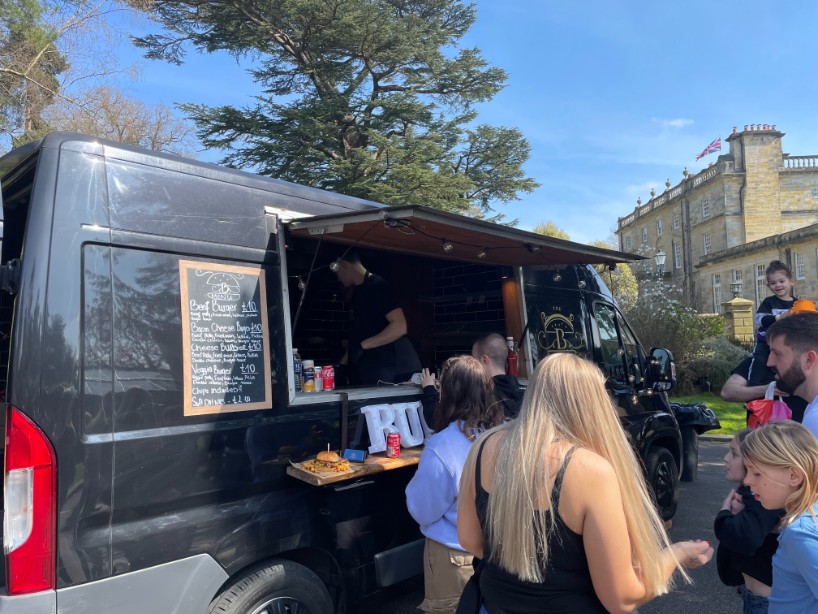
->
xmin=565 ymin=447 xmax=616 ymax=483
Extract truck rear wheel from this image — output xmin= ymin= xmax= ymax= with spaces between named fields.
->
xmin=646 ymin=447 xmax=679 ymax=521
xmin=680 ymin=427 xmax=699 ymax=482
xmin=209 ymin=559 xmax=333 ymax=614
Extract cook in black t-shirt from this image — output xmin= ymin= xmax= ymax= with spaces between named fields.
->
xmin=333 ymin=251 xmax=421 ymax=385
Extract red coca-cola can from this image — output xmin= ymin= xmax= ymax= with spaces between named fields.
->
xmin=322 ymin=365 xmax=335 ymax=391
xmin=386 ymin=432 xmax=401 ymax=458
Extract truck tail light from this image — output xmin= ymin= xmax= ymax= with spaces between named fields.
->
xmin=3 ymin=405 xmax=56 ymax=594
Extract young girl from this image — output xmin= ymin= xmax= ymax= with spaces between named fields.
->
xmin=741 ymin=421 xmax=818 ymax=612
xmin=715 ymin=428 xmax=784 ymax=613
xmin=747 ymin=261 xmax=796 ymax=385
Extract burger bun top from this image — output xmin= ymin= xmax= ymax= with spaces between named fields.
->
xmin=317 ymin=450 xmax=341 ymax=463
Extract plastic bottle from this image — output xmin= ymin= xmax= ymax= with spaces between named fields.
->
xmin=293 ymin=348 xmax=303 ymax=392
xmin=506 ymin=336 xmax=519 ymax=378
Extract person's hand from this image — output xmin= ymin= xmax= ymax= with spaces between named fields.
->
xmin=420 ymin=368 xmax=436 ymax=388
xmin=722 ymin=489 xmax=745 ymax=515
xmin=673 ymin=540 xmax=714 ymax=570
xmin=349 ymin=342 xmax=364 ymax=364
xmin=730 ymin=491 xmax=745 ymax=515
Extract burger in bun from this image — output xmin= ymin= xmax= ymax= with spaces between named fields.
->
xmin=302 ymin=449 xmax=351 ymax=473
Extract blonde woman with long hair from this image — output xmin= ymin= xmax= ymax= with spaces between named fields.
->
xmin=457 ymin=353 xmax=713 ymax=614
xmin=741 ymin=421 xmax=818 ymax=612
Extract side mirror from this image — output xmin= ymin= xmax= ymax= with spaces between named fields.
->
xmin=646 ymin=347 xmax=675 ymax=392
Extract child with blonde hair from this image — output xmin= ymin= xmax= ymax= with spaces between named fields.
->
xmin=741 ymin=421 xmax=818 ymax=612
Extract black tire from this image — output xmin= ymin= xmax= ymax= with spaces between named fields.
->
xmin=680 ymin=427 xmax=699 ymax=482
xmin=209 ymin=559 xmax=333 ymax=614
xmin=646 ymin=447 xmax=679 ymax=521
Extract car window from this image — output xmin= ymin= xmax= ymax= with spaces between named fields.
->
xmin=593 ymin=302 xmax=626 ymax=382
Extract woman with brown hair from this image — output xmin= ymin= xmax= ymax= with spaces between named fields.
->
xmin=457 ymin=353 xmax=713 ymax=613
xmin=406 ymin=355 xmax=505 ymax=614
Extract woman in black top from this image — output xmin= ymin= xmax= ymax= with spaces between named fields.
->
xmin=715 ymin=429 xmax=785 ymax=613
xmin=457 ymin=353 xmax=713 ymax=614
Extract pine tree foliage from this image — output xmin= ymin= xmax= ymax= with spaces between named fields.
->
xmin=132 ymin=0 xmax=539 ymax=216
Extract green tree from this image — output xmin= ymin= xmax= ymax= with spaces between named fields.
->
xmin=590 ymin=239 xmax=639 ymax=310
xmin=532 ymin=221 xmax=570 ymax=240
xmin=0 ymin=0 xmax=68 ymax=146
xmin=131 ymin=0 xmax=538 ymax=217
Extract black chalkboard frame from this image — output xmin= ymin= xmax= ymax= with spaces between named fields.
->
xmin=179 ymin=259 xmax=273 ymax=416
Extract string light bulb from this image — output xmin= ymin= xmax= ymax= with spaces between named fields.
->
xmin=477 ymin=249 xmax=487 ymax=259
xmin=442 ymin=240 xmax=454 ymax=253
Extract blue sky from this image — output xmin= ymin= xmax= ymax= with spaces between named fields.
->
xmin=116 ymin=1 xmax=818 ymax=244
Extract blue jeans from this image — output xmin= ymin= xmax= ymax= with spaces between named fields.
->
xmin=739 ymin=585 xmax=769 ymax=614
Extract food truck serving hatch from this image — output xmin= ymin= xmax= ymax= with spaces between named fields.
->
xmin=285 ymin=205 xmax=641 ymax=266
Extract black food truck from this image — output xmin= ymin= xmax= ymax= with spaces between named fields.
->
xmin=0 ymin=133 xmax=681 ymax=613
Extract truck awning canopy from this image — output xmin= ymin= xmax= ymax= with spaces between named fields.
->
xmin=285 ymin=205 xmax=640 ymax=267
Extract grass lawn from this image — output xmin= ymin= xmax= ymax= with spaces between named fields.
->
xmin=669 ymin=391 xmax=745 ymax=436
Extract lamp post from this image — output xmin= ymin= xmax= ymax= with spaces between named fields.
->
xmin=654 ymin=249 xmax=666 ymax=275
xmin=730 ymin=281 xmax=742 ymax=298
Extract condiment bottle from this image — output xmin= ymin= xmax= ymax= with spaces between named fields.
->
xmin=506 ymin=337 xmax=519 ymax=378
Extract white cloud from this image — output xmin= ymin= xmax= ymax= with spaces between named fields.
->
xmin=652 ymin=117 xmax=695 ymax=129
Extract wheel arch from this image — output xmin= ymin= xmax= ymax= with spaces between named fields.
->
xmin=209 ymin=548 xmax=345 ymax=613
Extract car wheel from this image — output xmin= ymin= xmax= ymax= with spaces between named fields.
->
xmin=646 ymin=447 xmax=679 ymax=521
xmin=680 ymin=427 xmax=699 ymax=482
xmin=209 ymin=559 xmax=333 ymax=614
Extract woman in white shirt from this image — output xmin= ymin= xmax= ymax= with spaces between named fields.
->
xmin=405 ymin=354 xmax=505 ymax=614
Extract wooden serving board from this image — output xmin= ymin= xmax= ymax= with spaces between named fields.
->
xmin=286 ymin=447 xmax=423 ymax=486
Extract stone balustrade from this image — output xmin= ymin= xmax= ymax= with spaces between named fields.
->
xmin=782 ymin=155 xmax=818 ymax=170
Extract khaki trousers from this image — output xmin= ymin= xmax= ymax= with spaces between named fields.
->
xmin=419 ymin=537 xmax=475 ymax=614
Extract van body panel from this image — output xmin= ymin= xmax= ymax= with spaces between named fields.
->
xmin=55 ymin=554 xmax=227 ymax=614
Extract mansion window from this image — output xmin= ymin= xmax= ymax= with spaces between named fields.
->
xmin=756 ymin=264 xmax=766 ymax=307
xmin=703 ymin=233 xmax=711 ymax=255
xmin=795 ymin=252 xmax=805 ymax=280
xmin=642 ymin=226 xmax=647 ymax=243
xmin=672 ymin=211 xmax=680 ymax=229
xmin=625 ymin=236 xmax=632 ymax=250
xmin=673 ymin=242 xmax=682 ymax=270
xmin=702 ymin=198 xmax=710 ymax=218
xmin=713 ymin=273 xmax=722 ymax=313
xmin=656 ymin=219 xmax=663 ymax=236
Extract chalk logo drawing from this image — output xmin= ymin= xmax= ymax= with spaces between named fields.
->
xmin=197 ymin=270 xmax=244 ymax=303
xmin=537 ymin=312 xmax=584 ymax=353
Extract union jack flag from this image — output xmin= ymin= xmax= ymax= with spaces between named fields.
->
xmin=695 ymin=137 xmax=722 ymax=160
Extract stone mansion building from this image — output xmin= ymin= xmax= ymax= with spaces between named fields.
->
xmin=616 ymin=125 xmax=818 ymax=313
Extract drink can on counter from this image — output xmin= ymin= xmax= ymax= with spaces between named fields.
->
xmin=314 ymin=367 xmax=323 ymax=392
xmin=322 ymin=366 xmax=335 ymax=391
xmin=302 ymin=360 xmax=315 ymax=392
xmin=386 ymin=432 xmax=401 ymax=458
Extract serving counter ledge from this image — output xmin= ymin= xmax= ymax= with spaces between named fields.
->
xmin=287 ymin=447 xmax=423 ymax=486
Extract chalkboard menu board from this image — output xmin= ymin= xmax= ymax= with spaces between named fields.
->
xmin=179 ymin=260 xmax=272 ymax=416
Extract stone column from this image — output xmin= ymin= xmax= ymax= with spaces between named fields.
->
xmin=723 ymin=297 xmax=755 ymax=343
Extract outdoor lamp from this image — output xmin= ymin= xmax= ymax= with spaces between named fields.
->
xmin=654 ymin=249 xmax=666 ymax=274
xmin=730 ymin=281 xmax=742 ymax=298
